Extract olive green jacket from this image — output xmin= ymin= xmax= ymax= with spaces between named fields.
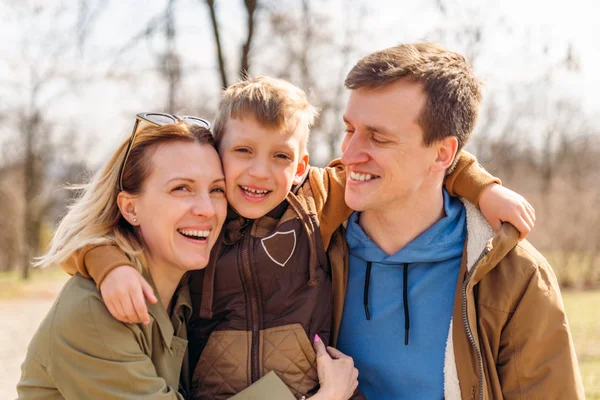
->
xmin=17 ymin=273 xmax=191 ymax=400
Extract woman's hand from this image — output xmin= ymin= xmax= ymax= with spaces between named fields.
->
xmin=311 ymin=335 xmax=359 ymax=400
xmin=100 ymin=265 xmax=157 ymax=324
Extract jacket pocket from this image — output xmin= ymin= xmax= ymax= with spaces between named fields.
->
xmin=191 ymin=330 xmax=251 ymax=400
xmin=261 ymin=323 xmax=319 ymax=398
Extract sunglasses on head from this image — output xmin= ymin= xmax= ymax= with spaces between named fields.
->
xmin=118 ymin=112 xmax=211 ymax=191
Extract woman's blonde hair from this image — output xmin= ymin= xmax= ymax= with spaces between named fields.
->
xmin=36 ymin=122 xmax=215 ymax=271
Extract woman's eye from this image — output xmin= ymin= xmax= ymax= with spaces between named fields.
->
xmin=234 ymin=147 xmax=250 ymax=154
xmin=211 ymin=187 xmax=225 ymax=194
xmin=172 ymin=185 xmax=191 ymax=192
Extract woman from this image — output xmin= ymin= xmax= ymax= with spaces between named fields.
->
xmin=17 ymin=116 xmax=358 ymax=399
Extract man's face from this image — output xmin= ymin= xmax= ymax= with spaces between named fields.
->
xmin=341 ymin=80 xmax=441 ymax=213
xmin=218 ymin=115 xmax=308 ymax=219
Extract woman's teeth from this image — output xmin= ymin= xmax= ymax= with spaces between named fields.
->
xmin=178 ymin=229 xmax=210 ymax=239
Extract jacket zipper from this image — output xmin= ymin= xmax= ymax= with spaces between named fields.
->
xmin=461 ymin=246 xmax=490 ymax=400
xmin=240 ymin=229 xmax=261 ymax=383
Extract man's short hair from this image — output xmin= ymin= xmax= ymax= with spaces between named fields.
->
xmin=213 ymin=76 xmax=319 ymax=154
xmin=345 ymin=42 xmax=482 ymax=170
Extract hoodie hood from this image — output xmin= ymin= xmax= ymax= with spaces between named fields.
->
xmin=346 ymin=189 xmax=466 ymax=265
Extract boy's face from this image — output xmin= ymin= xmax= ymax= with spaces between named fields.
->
xmin=218 ymin=115 xmax=309 ymax=219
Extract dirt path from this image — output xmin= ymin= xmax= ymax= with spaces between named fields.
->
xmin=0 ymin=278 xmax=68 ymax=399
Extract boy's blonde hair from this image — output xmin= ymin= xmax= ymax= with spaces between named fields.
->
xmin=36 ymin=123 xmax=214 ymax=272
xmin=213 ymin=76 xmax=319 ymax=154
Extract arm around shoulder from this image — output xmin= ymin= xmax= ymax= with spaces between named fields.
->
xmin=444 ymin=151 xmax=501 ymax=206
xmin=60 ymin=243 xmax=135 ymax=288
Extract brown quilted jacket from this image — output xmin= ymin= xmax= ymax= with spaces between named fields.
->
xmin=62 ymin=152 xmax=497 ymax=399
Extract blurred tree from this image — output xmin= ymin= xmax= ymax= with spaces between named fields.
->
xmin=205 ymin=0 xmax=258 ymax=88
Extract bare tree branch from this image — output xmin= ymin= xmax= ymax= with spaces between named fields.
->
xmin=206 ymin=0 xmax=229 ymax=88
xmin=240 ymin=0 xmax=258 ymax=79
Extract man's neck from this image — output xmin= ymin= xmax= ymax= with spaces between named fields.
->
xmin=359 ymin=188 xmax=445 ymax=256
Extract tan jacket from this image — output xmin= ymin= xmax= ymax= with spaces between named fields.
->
xmin=17 ymin=273 xmax=191 ymax=400
xmin=328 ymin=201 xmax=585 ymax=400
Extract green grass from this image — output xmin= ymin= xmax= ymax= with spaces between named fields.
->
xmin=563 ymin=290 xmax=600 ymax=399
xmin=0 ymin=267 xmax=69 ymax=299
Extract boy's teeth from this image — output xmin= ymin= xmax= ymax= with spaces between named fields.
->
xmin=350 ymin=171 xmax=376 ymax=181
xmin=241 ymin=185 xmax=269 ymax=196
xmin=178 ymin=229 xmax=210 ymax=238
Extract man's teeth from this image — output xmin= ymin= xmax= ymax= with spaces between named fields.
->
xmin=350 ymin=171 xmax=376 ymax=181
xmin=241 ymin=185 xmax=269 ymax=196
xmin=178 ymin=229 xmax=210 ymax=239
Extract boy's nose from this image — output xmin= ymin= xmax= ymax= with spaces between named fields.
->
xmin=248 ymin=159 xmax=270 ymax=179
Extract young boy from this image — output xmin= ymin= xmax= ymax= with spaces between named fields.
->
xmin=62 ymin=76 xmax=533 ymax=399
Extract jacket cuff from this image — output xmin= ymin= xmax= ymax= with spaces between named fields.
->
xmin=84 ymin=245 xmax=135 ymax=288
xmin=445 ymin=151 xmax=501 ymax=206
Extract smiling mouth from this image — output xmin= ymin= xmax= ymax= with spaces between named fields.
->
xmin=240 ymin=185 xmax=271 ymax=198
xmin=349 ymin=171 xmax=380 ymax=182
xmin=177 ymin=229 xmax=210 ymax=241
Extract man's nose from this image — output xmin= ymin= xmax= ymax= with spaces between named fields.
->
xmin=341 ymin=132 xmax=369 ymax=165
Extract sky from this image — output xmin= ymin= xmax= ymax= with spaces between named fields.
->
xmin=0 ymin=0 xmax=598 ymax=165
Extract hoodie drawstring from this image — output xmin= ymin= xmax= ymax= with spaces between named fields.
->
xmin=364 ymin=262 xmax=372 ymax=320
xmin=363 ymin=262 xmax=410 ymax=345
xmin=403 ymin=263 xmax=410 ymax=345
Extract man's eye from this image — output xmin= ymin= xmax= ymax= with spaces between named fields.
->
xmin=372 ymin=136 xmax=389 ymax=145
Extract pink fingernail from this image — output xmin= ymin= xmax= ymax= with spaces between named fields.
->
xmin=314 ymin=334 xmax=321 ymax=343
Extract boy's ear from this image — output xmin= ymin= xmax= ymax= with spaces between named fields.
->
xmin=430 ymin=136 xmax=458 ymax=172
xmin=117 ymin=191 xmax=139 ymax=226
xmin=293 ymin=154 xmax=310 ymax=185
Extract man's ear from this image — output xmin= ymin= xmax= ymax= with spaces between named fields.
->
xmin=117 ymin=191 xmax=139 ymax=226
xmin=293 ymin=153 xmax=309 ymax=185
xmin=431 ymin=136 xmax=459 ymax=172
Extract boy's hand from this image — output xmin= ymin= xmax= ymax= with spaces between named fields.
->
xmin=312 ymin=334 xmax=359 ymax=400
xmin=479 ymin=183 xmax=536 ymax=240
xmin=99 ymin=266 xmax=157 ymax=324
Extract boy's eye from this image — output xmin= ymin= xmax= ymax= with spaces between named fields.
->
xmin=275 ymin=153 xmax=292 ymax=161
xmin=234 ymin=147 xmax=251 ymax=154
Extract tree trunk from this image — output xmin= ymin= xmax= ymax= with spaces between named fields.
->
xmin=206 ymin=0 xmax=229 ymax=88
xmin=240 ymin=0 xmax=257 ymax=79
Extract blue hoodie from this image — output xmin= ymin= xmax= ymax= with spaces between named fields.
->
xmin=337 ymin=189 xmax=466 ymax=400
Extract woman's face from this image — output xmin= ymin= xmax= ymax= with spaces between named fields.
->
xmin=128 ymin=141 xmax=227 ymax=274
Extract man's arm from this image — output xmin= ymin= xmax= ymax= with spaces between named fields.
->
xmin=495 ymin=258 xmax=585 ymax=399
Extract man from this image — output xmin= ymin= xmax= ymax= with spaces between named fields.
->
xmin=335 ymin=43 xmax=585 ymax=399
